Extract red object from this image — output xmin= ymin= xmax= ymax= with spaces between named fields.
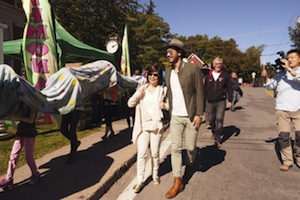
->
xmin=187 ymin=53 xmax=204 ymax=67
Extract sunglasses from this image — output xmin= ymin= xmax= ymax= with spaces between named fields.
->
xmin=166 ymin=49 xmax=174 ymax=56
xmin=148 ymin=73 xmax=159 ymax=77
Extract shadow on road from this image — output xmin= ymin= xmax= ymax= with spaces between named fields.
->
xmin=0 ymin=128 xmax=133 ymax=200
xmin=157 ymin=146 xmax=226 ymax=186
xmin=221 ymin=125 xmax=240 ymax=143
xmin=196 ymin=147 xmax=226 ymax=173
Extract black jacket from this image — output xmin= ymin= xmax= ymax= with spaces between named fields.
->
xmin=231 ymin=78 xmax=243 ymax=97
xmin=204 ymin=70 xmax=233 ymax=103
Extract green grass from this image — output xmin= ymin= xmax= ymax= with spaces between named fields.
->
xmin=0 ymin=124 xmax=103 ymax=176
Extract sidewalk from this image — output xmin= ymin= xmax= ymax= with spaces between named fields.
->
xmin=0 ymin=118 xmax=164 ymax=200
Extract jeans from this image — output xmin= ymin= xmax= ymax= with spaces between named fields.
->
xmin=232 ymin=90 xmax=240 ymax=107
xmin=6 ymin=136 xmax=38 ymax=180
xmin=207 ymin=100 xmax=226 ymax=142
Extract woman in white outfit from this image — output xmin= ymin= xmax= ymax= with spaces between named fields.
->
xmin=128 ymin=63 xmax=168 ymax=193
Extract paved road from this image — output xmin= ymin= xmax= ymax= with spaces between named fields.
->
xmin=102 ymin=87 xmax=300 ymax=200
xmin=1 ymin=87 xmax=299 ymax=200
xmin=0 ymin=117 xmax=136 ymax=200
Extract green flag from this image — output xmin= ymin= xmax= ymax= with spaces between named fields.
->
xmin=22 ymin=0 xmax=58 ymax=90
xmin=120 ymin=24 xmax=131 ymax=76
xmin=22 ymin=0 xmax=59 ymax=126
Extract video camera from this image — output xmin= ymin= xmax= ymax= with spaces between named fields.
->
xmin=266 ymin=51 xmax=286 ymax=72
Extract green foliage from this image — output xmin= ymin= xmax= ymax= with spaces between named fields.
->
xmin=289 ymin=22 xmax=300 ymax=48
xmin=128 ymin=5 xmax=171 ymax=70
xmin=49 ymin=0 xmax=139 ymax=50
xmin=182 ymin=35 xmax=263 ymax=82
xmin=48 ymin=0 xmax=263 ymax=82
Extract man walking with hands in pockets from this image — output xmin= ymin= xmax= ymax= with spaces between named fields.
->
xmin=164 ymin=39 xmax=204 ymax=199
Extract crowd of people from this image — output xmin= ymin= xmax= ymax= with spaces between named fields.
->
xmin=1 ymin=38 xmax=300 ymax=200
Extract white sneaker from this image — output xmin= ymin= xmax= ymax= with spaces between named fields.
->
xmin=133 ymin=183 xmax=144 ymax=193
xmin=153 ymin=178 xmax=160 ymax=185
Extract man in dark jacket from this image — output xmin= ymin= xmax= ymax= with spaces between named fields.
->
xmin=204 ymin=57 xmax=233 ymax=148
xmin=230 ymin=72 xmax=243 ymax=111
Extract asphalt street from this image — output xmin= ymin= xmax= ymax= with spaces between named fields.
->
xmin=102 ymin=87 xmax=300 ymax=200
xmin=1 ymin=87 xmax=300 ymax=200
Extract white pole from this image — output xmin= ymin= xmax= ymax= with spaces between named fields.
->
xmin=0 ymin=22 xmax=8 ymax=64
xmin=0 ymin=22 xmax=9 ymax=138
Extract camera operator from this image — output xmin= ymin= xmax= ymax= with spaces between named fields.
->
xmin=261 ymin=49 xmax=300 ymax=171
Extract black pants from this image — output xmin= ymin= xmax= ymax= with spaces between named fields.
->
xmin=91 ymin=95 xmax=103 ymax=124
xmin=61 ymin=110 xmax=81 ymax=153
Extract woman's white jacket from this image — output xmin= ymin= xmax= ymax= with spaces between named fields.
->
xmin=127 ymin=84 xmax=168 ymax=144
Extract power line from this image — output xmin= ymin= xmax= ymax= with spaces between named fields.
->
xmin=274 ymin=9 xmax=300 ymax=53
xmin=239 ymin=42 xmax=292 ymax=50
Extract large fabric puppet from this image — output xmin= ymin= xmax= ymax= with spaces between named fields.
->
xmin=0 ymin=60 xmax=137 ymax=119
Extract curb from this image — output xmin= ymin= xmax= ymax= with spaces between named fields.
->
xmin=90 ymin=152 xmax=137 ymax=200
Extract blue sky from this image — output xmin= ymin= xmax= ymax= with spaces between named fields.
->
xmin=139 ymin=0 xmax=300 ymax=65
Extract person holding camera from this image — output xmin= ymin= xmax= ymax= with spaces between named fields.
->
xmin=261 ymin=49 xmax=300 ymax=171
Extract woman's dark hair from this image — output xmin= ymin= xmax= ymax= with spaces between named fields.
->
xmin=147 ymin=62 xmax=163 ymax=85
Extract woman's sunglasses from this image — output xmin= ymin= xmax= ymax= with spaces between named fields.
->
xmin=148 ymin=73 xmax=159 ymax=77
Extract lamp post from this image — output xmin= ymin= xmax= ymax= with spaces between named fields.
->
xmin=251 ymin=72 xmax=256 ymax=87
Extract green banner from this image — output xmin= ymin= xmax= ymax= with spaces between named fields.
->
xmin=120 ymin=24 xmax=131 ymax=76
xmin=22 ymin=0 xmax=58 ymax=89
xmin=22 ymin=0 xmax=59 ymax=125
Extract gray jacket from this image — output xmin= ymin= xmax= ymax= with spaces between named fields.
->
xmin=165 ymin=61 xmax=204 ymax=122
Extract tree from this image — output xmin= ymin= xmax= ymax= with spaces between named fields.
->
xmin=128 ymin=0 xmax=171 ymax=70
xmin=239 ymin=45 xmax=264 ymax=83
xmin=49 ymin=0 xmax=139 ymax=50
xmin=48 ymin=0 xmax=264 ymax=83
xmin=289 ymin=21 xmax=300 ymax=48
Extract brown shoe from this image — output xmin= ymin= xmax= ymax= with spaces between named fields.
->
xmin=280 ymin=163 xmax=292 ymax=171
xmin=165 ymin=177 xmax=184 ymax=199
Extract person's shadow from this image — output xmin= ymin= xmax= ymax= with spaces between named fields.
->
xmin=156 ymin=147 xmax=226 ymax=186
xmin=221 ymin=125 xmax=240 ymax=143
xmin=0 ymin=127 xmax=133 ymax=200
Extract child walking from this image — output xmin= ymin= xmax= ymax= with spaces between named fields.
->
xmin=0 ymin=102 xmax=40 ymax=190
